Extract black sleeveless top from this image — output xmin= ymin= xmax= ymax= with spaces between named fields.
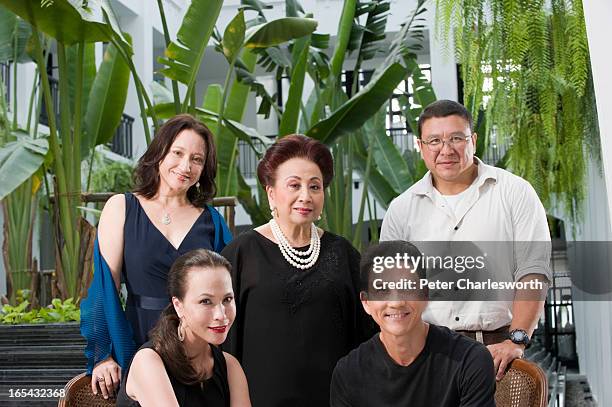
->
xmin=122 ymin=192 xmax=215 ymax=346
xmin=116 ymin=341 xmax=230 ymax=407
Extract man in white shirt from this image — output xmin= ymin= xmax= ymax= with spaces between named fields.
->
xmin=380 ymin=100 xmax=551 ymax=380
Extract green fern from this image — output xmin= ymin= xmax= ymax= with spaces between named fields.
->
xmin=437 ymin=0 xmax=596 ymax=226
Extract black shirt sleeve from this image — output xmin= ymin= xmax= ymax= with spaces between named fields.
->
xmin=458 ymin=343 xmax=496 ymax=407
xmin=330 ymin=359 xmax=353 ymax=407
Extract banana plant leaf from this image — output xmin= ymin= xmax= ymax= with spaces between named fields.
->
xmin=67 ymin=43 xmax=96 ymax=130
xmin=0 ymin=131 xmax=48 ymax=200
xmin=148 ymin=81 xmax=175 ymax=120
xmin=402 ymin=57 xmax=436 ymax=136
xmin=82 ymin=38 xmax=130 ymax=157
xmin=352 ymin=135 xmax=397 ymax=208
xmin=201 ymin=84 xmax=223 ymax=136
xmin=223 ymin=10 xmax=246 ymax=64
xmin=0 ymin=0 xmax=116 ymax=44
xmin=306 ymin=62 xmax=408 ymax=144
xmin=0 ymin=6 xmax=32 ymax=63
xmin=245 ymin=17 xmax=317 ymax=48
xmin=278 ymin=36 xmax=310 ymax=136
xmin=158 ymin=0 xmax=223 ymax=88
xmin=368 ymin=116 xmax=413 ymax=194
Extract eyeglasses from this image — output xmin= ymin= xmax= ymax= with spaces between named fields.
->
xmin=420 ymin=133 xmax=472 ymax=152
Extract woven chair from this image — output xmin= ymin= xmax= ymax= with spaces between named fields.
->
xmin=495 ymin=359 xmax=548 ymax=407
xmin=57 ymin=372 xmax=117 ymax=407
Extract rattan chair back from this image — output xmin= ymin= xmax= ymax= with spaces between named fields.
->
xmin=495 ymin=359 xmax=548 ymax=407
xmin=57 ymin=372 xmax=117 ymax=407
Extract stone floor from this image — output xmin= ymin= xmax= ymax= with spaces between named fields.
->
xmin=565 ymin=373 xmax=597 ymax=407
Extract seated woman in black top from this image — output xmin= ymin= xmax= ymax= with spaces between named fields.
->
xmin=117 ymin=249 xmax=250 ymax=406
xmin=331 ymin=241 xmax=496 ymax=407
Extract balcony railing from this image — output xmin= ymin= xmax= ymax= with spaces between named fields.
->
xmin=1 ymin=62 xmax=9 ymax=105
xmin=38 ymin=75 xmax=134 ymax=159
xmin=237 ymin=135 xmax=275 ymax=179
xmin=39 ymin=76 xmax=60 ymax=128
xmin=107 ymin=113 xmax=134 ymax=159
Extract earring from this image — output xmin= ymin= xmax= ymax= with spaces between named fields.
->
xmin=317 ymin=213 xmax=322 ymax=221
xmin=177 ymin=317 xmax=185 ymax=342
xmin=196 ymin=181 xmax=200 ymax=188
xmin=270 ymin=207 xmax=278 ymax=218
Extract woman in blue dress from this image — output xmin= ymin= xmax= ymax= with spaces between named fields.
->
xmin=80 ymin=114 xmax=232 ymax=400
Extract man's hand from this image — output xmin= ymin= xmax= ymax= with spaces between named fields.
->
xmin=486 ymin=339 xmax=524 ymax=381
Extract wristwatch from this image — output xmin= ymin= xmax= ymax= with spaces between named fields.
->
xmin=508 ymin=329 xmax=530 ymax=347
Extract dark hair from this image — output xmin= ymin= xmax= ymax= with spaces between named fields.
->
xmin=359 ymin=241 xmax=427 ymax=292
xmin=149 ymin=249 xmax=232 ymax=385
xmin=133 ymin=114 xmax=217 ymax=206
xmin=417 ymin=100 xmax=473 ymax=138
xmin=257 ymin=134 xmax=334 ymax=188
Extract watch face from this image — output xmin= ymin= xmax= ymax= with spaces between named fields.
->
xmin=510 ymin=330 xmax=528 ymax=343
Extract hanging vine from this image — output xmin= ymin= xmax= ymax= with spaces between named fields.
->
xmin=436 ymin=0 xmax=599 ymax=226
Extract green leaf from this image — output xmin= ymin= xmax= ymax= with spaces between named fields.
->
xmin=285 ymin=0 xmax=305 ymax=17
xmin=367 ymin=109 xmax=412 ymax=193
xmin=279 ymin=36 xmax=310 ymax=136
xmin=241 ymin=0 xmax=273 ymax=17
xmin=150 ymin=81 xmax=174 ymax=105
xmin=0 ymin=0 xmax=116 ymax=44
xmin=201 ymin=84 xmax=223 ymax=136
xmin=352 ymin=135 xmax=396 ymax=207
xmin=158 ymin=0 xmax=223 ymax=86
xmin=306 ymin=62 xmax=408 ymax=144
xmin=244 ymin=17 xmax=317 ymax=48
xmin=0 ymin=7 xmax=32 ymax=63
xmin=67 ymin=42 xmax=96 ymax=128
xmin=0 ymin=131 xmax=48 ymax=200
xmin=223 ymin=10 xmax=246 ymax=63
xmin=224 ymin=118 xmax=271 ymax=155
xmin=147 ymin=82 xmax=175 ymax=120
xmin=82 ymin=38 xmax=130 ymax=157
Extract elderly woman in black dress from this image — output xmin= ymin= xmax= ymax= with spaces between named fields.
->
xmin=221 ymin=135 xmax=371 ymax=406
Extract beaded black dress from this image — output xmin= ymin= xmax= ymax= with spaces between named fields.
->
xmin=221 ymin=230 xmax=372 ymax=407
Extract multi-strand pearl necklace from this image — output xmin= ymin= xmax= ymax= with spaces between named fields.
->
xmin=269 ymin=218 xmax=320 ymax=269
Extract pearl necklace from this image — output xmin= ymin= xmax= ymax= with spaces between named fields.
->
xmin=269 ymin=218 xmax=320 ymax=270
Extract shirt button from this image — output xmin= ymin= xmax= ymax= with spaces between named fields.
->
xmin=296 ymin=281 xmax=302 ymax=286
xmin=455 ymin=317 xmax=460 ymax=321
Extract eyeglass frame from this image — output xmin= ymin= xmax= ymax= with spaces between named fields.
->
xmin=419 ymin=133 xmax=474 ymax=152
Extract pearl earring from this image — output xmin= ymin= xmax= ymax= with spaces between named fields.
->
xmin=270 ymin=207 xmax=278 ymax=218
xmin=196 ymin=181 xmax=200 ymax=188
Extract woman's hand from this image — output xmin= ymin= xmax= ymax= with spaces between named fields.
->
xmin=91 ymin=356 xmax=121 ymax=399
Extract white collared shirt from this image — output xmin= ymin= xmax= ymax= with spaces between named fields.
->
xmin=380 ymin=158 xmax=551 ymax=330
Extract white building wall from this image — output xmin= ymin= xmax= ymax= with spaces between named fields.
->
xmin=573 ymin=1 xmax=612 ymax=405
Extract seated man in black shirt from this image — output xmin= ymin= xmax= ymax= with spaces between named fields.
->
xmin=330 ymin=241 xmax=496 ymax=407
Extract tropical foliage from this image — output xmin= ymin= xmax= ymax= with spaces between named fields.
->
xmin=0 ymin=0 xmax=132 ymax=300
xmin=436 ymin=0 xmax=598 ymax=225
xmin=0 ymin=297 xmax=80 ymax=324
xmin=0 ymin=0 xmax=438 ymax=301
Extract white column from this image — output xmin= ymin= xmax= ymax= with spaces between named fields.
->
xmin=120 ymin=7 xmax=154 ymax=160
xmin=583 ymin=0 xmax=612 ymax=234
xmin=426 ymin=7 xmax=458 ymax=102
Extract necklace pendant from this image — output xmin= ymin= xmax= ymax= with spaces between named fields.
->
xmin=161 ymin=213 xmax=171 ymax=225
